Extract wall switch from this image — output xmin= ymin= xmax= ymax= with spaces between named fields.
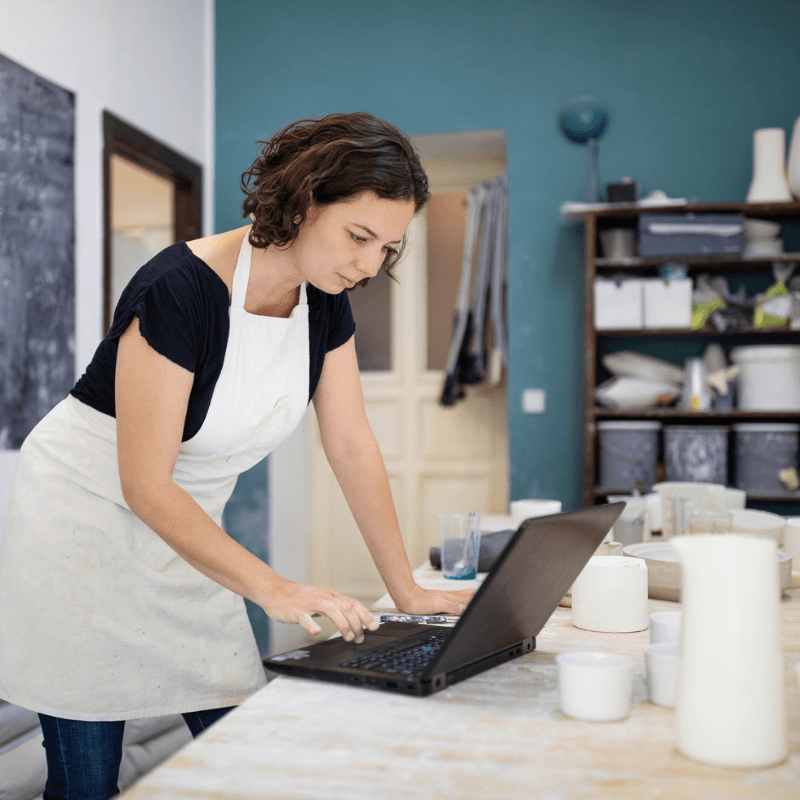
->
xmin=522 ymin=388 xmax=546 ymax=414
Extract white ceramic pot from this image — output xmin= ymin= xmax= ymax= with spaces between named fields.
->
xmin=571 ymin=556 xmax=648 ymax=633
xmin=509 ymin=499 xmax=561 ymax=528
xmin=731 ymin=509 xmax=785 ymax=547
xmin=557 ymin=651 xmax=636 ymax=721
xmin=746 ymin=128 xmax=792 ymax=202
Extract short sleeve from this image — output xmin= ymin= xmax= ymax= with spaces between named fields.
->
xmin=325 ymin=290 xmax=356 ymax=352
xmin=112 ymin=266 xmax=205 ymax=373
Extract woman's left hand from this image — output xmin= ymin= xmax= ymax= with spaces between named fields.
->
xmin=393 ymin=582 xmax=476 ymax=616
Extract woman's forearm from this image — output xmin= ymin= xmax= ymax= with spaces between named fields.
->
xmin=122 ymin=477 xmax=281 ymax=607
xmin=322 ymin=431 xmax=418 ymax=606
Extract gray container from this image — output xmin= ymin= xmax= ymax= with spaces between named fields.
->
xmin=733 ymin=423 xmax=800 ymax=494
xmin=664 ymin=425 xmax=729 ymax=484
xmin=597 ymin=421 xmax=662 ymax=492
xmin=638 ymin=213 xmax=744 ymax=257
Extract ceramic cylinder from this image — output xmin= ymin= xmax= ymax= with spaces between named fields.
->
xmin=571 ymin=556 xmax=648 ymax=633
xmin=783 ymin=517 xmax=800 ymax=564
xmin=672 ymin=534 xmax=786 ymax=769
xmin=747 ymin=128 xmax=792 ymax=202
xmin=787 ymin=115 xmax=800 ymax=199
xmin=509 ymin=499 xmax=561 ymax=529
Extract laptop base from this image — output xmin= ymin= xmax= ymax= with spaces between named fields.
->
xmin=266 ymin=636 xmax=536 ymax=697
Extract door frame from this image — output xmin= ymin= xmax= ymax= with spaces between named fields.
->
xmin=102 ymin=111 xmax=203 ymax=333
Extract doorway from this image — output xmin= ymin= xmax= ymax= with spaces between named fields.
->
xmin=102 ymin=112 xmax=202 ymax=332
xmin=305 ymin=130 xmax=509 ymax=607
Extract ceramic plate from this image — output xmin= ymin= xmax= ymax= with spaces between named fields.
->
xmin=622 ymin=541 xmax=791 ymax=601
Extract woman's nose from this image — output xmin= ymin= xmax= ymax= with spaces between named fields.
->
xmin=358 ymin=249 xmax=384 ymax=279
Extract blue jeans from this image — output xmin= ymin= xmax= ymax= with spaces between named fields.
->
xmin=38 ymin=707 xmax=234 ymax=800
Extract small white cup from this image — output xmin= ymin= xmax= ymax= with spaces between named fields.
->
xmin=509 ymin=499 xmax=562 ymax=529
xmin=649 ymin=611 xmax=682 ymax=644
xmin=556 ymin=651 xmax=636 ymax=722
xmin=783 ymin=518 xmax=800 ymax=563
xmin=645 ymin=642 xmax=680 ymax=708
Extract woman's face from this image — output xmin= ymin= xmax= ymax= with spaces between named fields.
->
xmin=288 ymin=191 xmax=416 ymax=293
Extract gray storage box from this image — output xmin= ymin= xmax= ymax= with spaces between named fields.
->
xmin=638 ymin=213 xmax=744 ymax=257
xmin=733 ymin=423 xmax=800 ymax=494
xmin=664 ymin=425 xmax=729 ymax=484
xmin=597 ymin=420 xmax=662 ymax=492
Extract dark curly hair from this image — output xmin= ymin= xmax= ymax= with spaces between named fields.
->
xmin=240 ymin=112 xmax=429 ymax=282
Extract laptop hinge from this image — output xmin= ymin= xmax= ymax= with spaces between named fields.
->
xmin=430 ymin=673 xmax=447 ymax=691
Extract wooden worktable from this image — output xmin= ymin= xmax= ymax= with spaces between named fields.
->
xmin=122 ymin=564 xmax=800 ymax=799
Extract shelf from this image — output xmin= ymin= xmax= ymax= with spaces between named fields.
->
xmin=573 ymin=200 xmax=800 ymax=221
xmin=581 ymin=201 xmax=800 ymax=508
xmin=595 ymin=325 xmax=796 ymax=337
xmin=592 ymin=486 xmax=800 ymax=502
xmin=595 ymin=253 xmax=800 ymax=270
xmin=592 ymin=408 xmax=800 ymax=421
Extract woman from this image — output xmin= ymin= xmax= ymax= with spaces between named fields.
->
xmin=0 ymin=112 xmax=473 ymax=799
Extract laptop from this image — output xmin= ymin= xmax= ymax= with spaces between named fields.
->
xmin=263 ymin=503 xmax=624 ymax=696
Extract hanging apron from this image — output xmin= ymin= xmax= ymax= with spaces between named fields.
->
xmin=0 ymin=232 xmax=309 ymax=721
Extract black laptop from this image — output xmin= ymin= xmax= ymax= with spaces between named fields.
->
xmin=263 ymin=503 xmax=624 ymax=696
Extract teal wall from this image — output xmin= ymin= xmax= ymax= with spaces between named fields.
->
xmin=216 ymin=0 xmax=800 ymax=517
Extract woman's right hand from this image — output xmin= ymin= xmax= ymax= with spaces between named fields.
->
xmin=262 ymin=577 xmax=379 ymax=643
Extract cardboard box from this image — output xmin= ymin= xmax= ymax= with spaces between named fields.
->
xmin=643 ymin=278 xmax=693 ymax=328
xmin=594 ymin=279 xmax=643 ymax=329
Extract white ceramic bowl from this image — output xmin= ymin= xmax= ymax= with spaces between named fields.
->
xmin=556 ymin=651 xmax=636 ymax=722
xmin=731 ymin=509 xmax=785 ymax=546
xmin=624 ymin=541 xmax=793 ymax=600
xmin=645 ymin=642 xmax=680 ymax=708
xmin=725 ymin=488 xmax=747 ymax=510
xmin=743 ymin=239 xmax=784 ymax=257
xmin=743 ymin=218 xmax=781 ymax=241
xmin=649 ymin=611 xmax=682 ymax=644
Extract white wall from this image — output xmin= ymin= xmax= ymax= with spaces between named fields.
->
xmin=0 ymin=0 xmax=215 ymax=539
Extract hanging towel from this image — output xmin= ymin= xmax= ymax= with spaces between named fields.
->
xmin=440 ymin=174 xmax=509 ymax=405
xmin=487 ymin=174 xmax=509 ymax=386
xmin=440 ymin=184 xmax=486 ymax=405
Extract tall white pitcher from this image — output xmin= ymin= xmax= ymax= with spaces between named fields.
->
xmin=671 ymin=534 xmax=786 ymax=768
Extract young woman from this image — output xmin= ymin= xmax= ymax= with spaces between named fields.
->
xmin=0 ymin=112 xmax=473 ymax=799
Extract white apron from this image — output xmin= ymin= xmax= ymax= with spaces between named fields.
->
xmin=0 ymin=233 xmax=309 ymax=721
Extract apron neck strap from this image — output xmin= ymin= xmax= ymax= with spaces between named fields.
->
xmin=232 ymin=228 xmax=309 ymax=310
xmin=231 ymin=230 xmax=253 ymax=309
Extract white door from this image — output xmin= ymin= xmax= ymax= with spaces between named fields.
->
xmin=308 ymin=206 xmax=509 ymax=606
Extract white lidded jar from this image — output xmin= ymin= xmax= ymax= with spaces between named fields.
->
xmin=731 ymin=345 xmax=800 ymax=410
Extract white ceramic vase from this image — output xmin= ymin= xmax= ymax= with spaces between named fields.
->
xmin=787 ymin=115 xmax=800 ymax=199
xmin=746 ymin=128 xmax=792 ymax=202
xmin=672 ymin=534 xmax=786 ymax=768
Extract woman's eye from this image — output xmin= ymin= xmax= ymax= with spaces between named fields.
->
xmin=351 ymin=233 xmax=367 ymax=244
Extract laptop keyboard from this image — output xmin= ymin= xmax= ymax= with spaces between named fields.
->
xmin=339 ymin=630 xmax=450 ymax=678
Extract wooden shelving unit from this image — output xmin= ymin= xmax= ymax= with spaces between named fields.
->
xmin=581 ymin=200 xmax=800 ymax=507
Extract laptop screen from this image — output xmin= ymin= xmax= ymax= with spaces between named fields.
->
xmin=425 ymin=504 xmax=624 ymax=677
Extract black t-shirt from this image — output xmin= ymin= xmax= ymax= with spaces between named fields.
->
xmin=71 ymin=241 xmax=356 ymax=441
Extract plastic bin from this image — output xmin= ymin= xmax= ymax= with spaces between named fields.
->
xmin=664 ymin=425 xmax=729 ymax=484
xmin=597 ymin=421 xmax=661 ymax=492
xmin=730 ymin=345 xmax=800 ymax=410
xmin=733 ymin=423 xmax=800 ymax=494
xmin=638 ymin=213 xmax=744 ymax=257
